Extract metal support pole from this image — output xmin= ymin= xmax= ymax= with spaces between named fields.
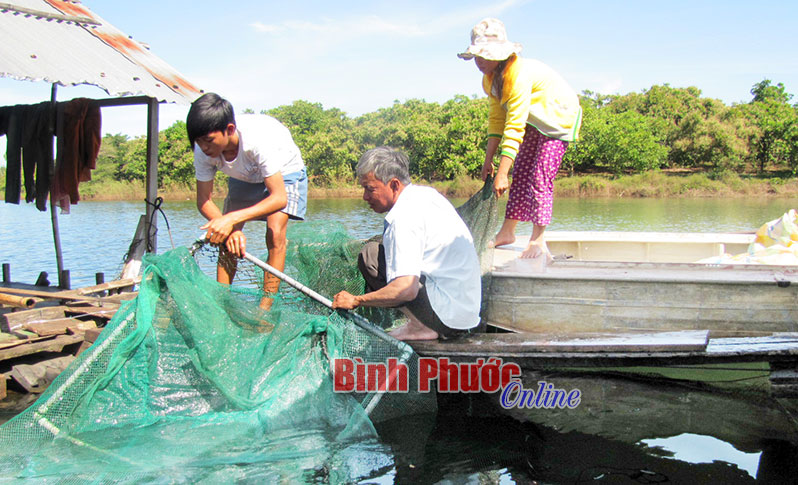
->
xmin=144 ymin=97 xmax=159 ymax=253
xmin=48 ymin=83 xmax=66 ymax=288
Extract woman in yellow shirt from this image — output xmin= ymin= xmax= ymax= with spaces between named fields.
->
xmin=459 ymin=18 xmax=582 ymax=260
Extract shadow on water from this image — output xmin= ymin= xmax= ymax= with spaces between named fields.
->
xmin=370 ymin=371 xmax=798 ymax=484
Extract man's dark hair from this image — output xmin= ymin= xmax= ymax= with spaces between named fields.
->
xmin=186 ymin=93 xmax=236 ymax=147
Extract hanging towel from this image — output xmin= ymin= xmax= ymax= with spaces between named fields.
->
xmin=53 ymin=98 xmax=102 ymax=212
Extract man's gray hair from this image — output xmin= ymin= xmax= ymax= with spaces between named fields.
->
xmin=356 ymin=147 xmax=412 ymax=185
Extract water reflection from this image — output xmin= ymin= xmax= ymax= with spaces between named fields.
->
xmin=366 ymin=374 xmax=798 ymax=484
xmin=4 ymin=197 xmax=798 ymax=482
xmin=3 ymin=197 xmax=798 ymax=288
xmin=425 ymin=371 xmax=798 ymax=484
xmin=641 ymin=434 xmax=761 ymax=479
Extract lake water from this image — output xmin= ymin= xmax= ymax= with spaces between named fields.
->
xmin=2 ymin=195 xmax=798 ymax=483
xmin=3 ymin=196 xmax=797 ymax=288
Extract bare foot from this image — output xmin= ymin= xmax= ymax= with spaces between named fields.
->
xmin=389 ymin=321 xmax=439 ymax=341
xmin=520 ymin=242 xmax=554 ymax=263
xmin=488 ymin=231 xmax=516 ymax=249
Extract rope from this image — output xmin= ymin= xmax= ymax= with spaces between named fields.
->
xmin=145 ymin=196 xmax=175 ymax=251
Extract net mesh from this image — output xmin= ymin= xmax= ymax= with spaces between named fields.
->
xmin=0 ymin=180 xmax=497 ymax=482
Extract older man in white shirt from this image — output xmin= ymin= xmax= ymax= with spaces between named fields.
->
xmin=332 ymin=147 xmax=482 ymax=341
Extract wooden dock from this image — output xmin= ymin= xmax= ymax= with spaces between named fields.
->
xmin=0 ymin=279 xmax=136 ymax=398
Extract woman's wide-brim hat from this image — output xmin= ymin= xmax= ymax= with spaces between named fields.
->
xmin=457 ymin=18 xmax=522 ymax=61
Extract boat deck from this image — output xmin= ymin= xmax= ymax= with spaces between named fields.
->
xmin=497 ymin=231 xmax=754 ymax=265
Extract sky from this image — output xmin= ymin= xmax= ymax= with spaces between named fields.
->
xmin=1 ymin=0 xmax=798 ymax=150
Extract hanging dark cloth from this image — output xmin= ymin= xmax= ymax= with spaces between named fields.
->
xmin=2 ymin=105 xmax=23 ymax=204
xmin=53 ymin=98 xmax=102 ymax=212
xmin=22 ymin=102 xmax=54 ymax=211
xmin=2 ymin=98 xmax=100 ymax=211
xmin=2 ymin=102 xmax=54 ymax=210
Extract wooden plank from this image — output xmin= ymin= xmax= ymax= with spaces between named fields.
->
xmin=0 ymin=334 xmax=59 ymax=350
xmin=0 ymin=277 xmax=140 ymax=301
xmin=2 ymin=306 xmax=67 ymax=331
xmin=9 ymin=355 xmax=75 ymax=393
xmin=65 ymin=304 xmax=120 ymax=320
xmin=0 ymin=287 xmax=106 ymax=303
xmin=0 ymin=373 xmax=6 ymax=400
xmin=75 ymin=327 xmax=104 ymax=356
xmin=411 ymin=330 xmax=710 ymax=355
xmin=75 ymin=340 xmax=93 ymax=356
xmin=70 ymin=277 xmax=141 ymax=296
xmin=68 ymin=319 xmax=97 ymax=335
xmin=84 ymin=327 xmax=103 ymax=344
xmin=0 ymin=334 xmax=84 ymax=362
xmin=23 ymin=318 xmax=95 ymax=337
xmin=86 ymin=292 xmax=136 ymax=304
xmin=0 ymin=332 xmax=18 ymax=344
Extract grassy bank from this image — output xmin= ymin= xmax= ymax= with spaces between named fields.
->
xmin=555 ymin=171 xmax=798 ymax=198
xmin=5 ymin=171 xmax=798 ymax=202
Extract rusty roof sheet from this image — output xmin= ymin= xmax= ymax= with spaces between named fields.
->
xmin=0 ymin=0 xmax=203 ymax=104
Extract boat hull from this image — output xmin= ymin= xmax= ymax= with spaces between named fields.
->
xmin=488 ymin=232 xmax=798 ymax=334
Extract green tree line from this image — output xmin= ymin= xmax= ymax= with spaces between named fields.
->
xmin=96 ymin=80 xmax=798 ymax=189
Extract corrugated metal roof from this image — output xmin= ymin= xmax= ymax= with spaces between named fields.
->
xmin=0 ymin=0 xmax=203 ymax=104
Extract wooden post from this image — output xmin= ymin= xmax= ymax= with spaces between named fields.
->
xmin=95 ymin=272 xmax=106 ymax=296
xmin=2 ymin=263 xmax=9 ymax=283
xmin=145 ymin=97 xmax=159 ymax=254
xmin=49 ymin=84 xmax=66 ymax=288
xmin=59 ymin=270 xmax=70 ymax=290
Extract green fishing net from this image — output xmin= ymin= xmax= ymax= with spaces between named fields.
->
xmin=0 ymin=180 xmax=497 ymax=483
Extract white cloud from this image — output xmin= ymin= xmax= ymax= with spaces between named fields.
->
xmin=250 ymin=21 xmax=283 ymax=33
xmin=247 ymin=0 xmax=530 ymax=39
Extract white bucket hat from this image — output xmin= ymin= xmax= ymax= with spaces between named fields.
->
xmin=457 ymin=18 xmax=522 ymax=61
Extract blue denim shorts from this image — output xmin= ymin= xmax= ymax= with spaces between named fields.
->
xmin=223 ymin=169 xmax=307 ymax=221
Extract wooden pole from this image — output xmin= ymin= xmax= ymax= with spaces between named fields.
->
xmin=48 ymin=83 xmax=66 ymax=288
xmin=0 ymin=291 xmax=40 ymax=309
xmin=145 ymin=97 xmax=159 ymax=253
xmin=59 ymin=269 xmax=70 ymax=290
xmin=2 ymin=263 xmax=9 ymax=283
xmin=119 ymin=215 xmax=147 ymax=280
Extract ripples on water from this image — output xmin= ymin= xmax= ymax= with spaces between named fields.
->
xmin=3 ymin=196 xmax=797 ymax=288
